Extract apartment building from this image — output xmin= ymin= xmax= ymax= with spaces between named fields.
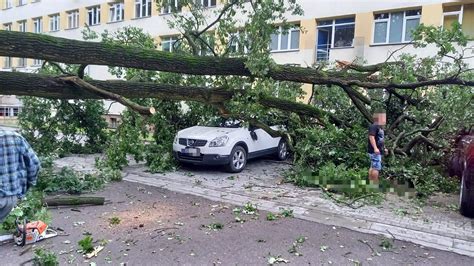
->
xmin=1 ymin=0 xmax=473 ymax=125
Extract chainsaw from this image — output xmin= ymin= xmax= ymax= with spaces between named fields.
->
xmin=1 ymin=219 xmax=59 ymax=246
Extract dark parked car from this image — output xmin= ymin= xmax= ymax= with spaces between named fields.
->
xmin=450 ymin=130 xmax=474 ymax=218
xmin=460 ymin=137 xmax=474 ymax=218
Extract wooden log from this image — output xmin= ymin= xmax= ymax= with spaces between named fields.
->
xmin=43 ymin=196 xmax=105 ymax=206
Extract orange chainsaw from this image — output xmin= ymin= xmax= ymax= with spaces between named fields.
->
xmin=13 ymin=219 xmax=58 ymax=246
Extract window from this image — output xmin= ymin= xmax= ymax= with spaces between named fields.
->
xmin=161 ymin=36 xmax=180 ymax=52
xmin=17 ymin=20 xmax=27 ymax=67
xmin=18 ymin=58 xmax=26 ymax=67
xmin=4 ymin=0 xmax=12 ymax=9
xmin=443 ymin=5 xmax=463 ymax=30
xmin=4 ymin=23 xmax=12 ymax=31
xmin=67 ymin=10 xmax=80 ymax=29
xmin=0 ymin=107 xmax=20 ymax=117
xmin=33 ymin=59 xmax=43 ymax=66
xmin=270 ymin=25 xmax=300 ymax=52
xmin=109 ymin=2 xmax=124 ymax=22
xmin=18 ymin=20 xmax=26 ymax=32
xmin=135 ymin=0 xmax=152 ymax=18
xmin=373 ymin=9 xmax=421 ymax=44
xmin=228 ymin=31 xmax=249 ymax=55
xmin=17 ymin=0 xmax=27 ymax=6
xmin=110 ymin=117 xmax=118 ymax=128
xmin=198 ymin=35 xmax=215 ymax=56
xmin=33 ymin=17 xmax=42 ymax=33
xmin=87 ymin=6 xmax=101 ymax=26
xmin=49 ymin=14 xmax=60 ymax=32
xmin=197 ymin=0 xmax=216 ymax=8
xmin=3 ymin=57 xmax=12 ymax=69
xmin=162 ymin=0 xmax=183 ymax=14
xmin=316 ymin=17 xmax=355 ymax=61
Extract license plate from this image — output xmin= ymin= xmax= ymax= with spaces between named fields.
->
xmin=182 ymin=147 xmax=200 ymax=156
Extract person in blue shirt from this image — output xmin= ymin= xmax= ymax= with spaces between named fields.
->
xmin=0 ymin=129 xmax=40 ymax=222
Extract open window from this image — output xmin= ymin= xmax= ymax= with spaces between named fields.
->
xmin=316 ymin=17 xmax=355 ymax=61
xmin=443 ymin=4 xmax=474 ymax=37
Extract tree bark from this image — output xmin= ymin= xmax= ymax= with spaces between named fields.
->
xmin=0 ymin=71 xmax=233 ymax=103
xmin=1 ymin=31 xmax=471 ymax=89
xmin=43 ymin=196 xmax=105 ymax=206
xmin=0 ymin=71 xmax=335 ymax=122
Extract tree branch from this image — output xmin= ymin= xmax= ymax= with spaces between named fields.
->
xmin=0 ymin=71 xmax=340 ymax=123
xmin=60 ymin=76 xmax=155 ymax=116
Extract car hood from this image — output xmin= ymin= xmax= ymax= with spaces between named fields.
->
xmin=177 ymin=126 xmax=242 ymax=140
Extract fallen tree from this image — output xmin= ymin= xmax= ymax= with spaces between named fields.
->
xmin=0 ymin=30 xmax=472 ymax=89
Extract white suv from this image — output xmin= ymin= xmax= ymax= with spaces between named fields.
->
xmin=172 ymin=120 xmax=288 ymax=172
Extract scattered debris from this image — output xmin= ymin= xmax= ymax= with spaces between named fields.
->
xmin=320 ymin=245 xmax=328 ymax=252
xmin=288 ymin=236 xmax=307 ymax=256
xmin=202 ymin=223 xmax=224 ymax=231
xmin=380 ymin=237 xmax=393 ymax=250
xmin=267 ymin=255 xmax=289 ymax=265
xmin=84 ymin=245 xmax=105 ymax=259
xmin=108 ymin=217 xmax=121 ymax=226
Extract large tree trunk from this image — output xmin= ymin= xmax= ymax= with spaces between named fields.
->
xmin=0 ymin=71 xmax=334 ymax=121
xmin=0 ymin=31 xmax=472 ymax=89
xmin=0 ymin=71 xmax=233 ymax=103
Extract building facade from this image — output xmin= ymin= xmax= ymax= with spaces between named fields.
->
xmin=1 ymin=0 xmax=473 ymax=125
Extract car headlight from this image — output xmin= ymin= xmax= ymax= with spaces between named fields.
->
xmin=209 ymin=135 xmax=229 ymax=147
xmin=173 ymin=135 xmax=178 ymax=144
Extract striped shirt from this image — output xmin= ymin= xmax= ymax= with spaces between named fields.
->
xmin=0 ymin=130 xmax=40 ymax=198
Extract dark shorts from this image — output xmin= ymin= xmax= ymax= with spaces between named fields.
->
xmin=369 ymin=153 xmax=382 ymax=171
xmin=0 ymin=196 xmax=17 ymax=222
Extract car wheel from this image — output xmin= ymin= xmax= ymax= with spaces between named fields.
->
xmin=460 ymin=159 xmax=474 ymax=218
xmin=226 ymin=145 xmax=247 ymax=173
xmin=276 ymin=139 xmax=288 ymax=161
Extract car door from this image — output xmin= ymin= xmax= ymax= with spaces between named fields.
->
xmin=248 ymin=126 xmax=280 ymax=155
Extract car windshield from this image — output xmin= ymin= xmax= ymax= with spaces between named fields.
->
xmin=202 ymin=117 xmax=242 ymax=128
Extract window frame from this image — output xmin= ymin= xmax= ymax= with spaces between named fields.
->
xmin=67 ymin=10 xmax=80 ymax=29
xmin=161 ymin=36 xmax=179 ymax=52
xmin=109 ymin=2 xmax=125 ymax=23
xmin=33 ymin=59 xmax=43 ymax=66
xmin=17 ymin=58 xmax=26 ymax=68
xmin=3 ymin=57 xmax=12 ymax=69
xmin=317 ymin=17 xmax=355 ymax=49
xmin=3 ymin=24 xmax=12 ymax=68
xmin=442 ymin=5 xmax=464 ymax=28
xmin=4 ymin=23 xmax=12 ymax=31
xmin=87 ymin=5 xmax=101 ymax=26
xmin=33 ymin=17 xmax=43 ymax=33
xmin=372 ymin=9 xmax=421 ymax=45
xmin=198 ymin=0 xmax=217 ymax=8
xmin=18 ymin=20 xmax=27 ymax=32
xmin=270 ymin=25 xmax=300 ymax=53
xmin=49 ymin=13 xmax=60 ymax=32
xmin=135 ymin=0 xmax=152 ymax=18
xmin=17 ymin=0 xmax=27 ymax=6
xmin=228 ymin=31 xmax=249 ymax=55
xmin=4 ymin=0 xmax=12 ymax=9
xmin=161 ymin=0 xmax=182 ymax=15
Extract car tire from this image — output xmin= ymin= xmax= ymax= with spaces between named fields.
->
xmin=460 ymin=158 xmax=474 ymax=218
xmin=276 ymin=139 xmax=289 ymax=161
xmin=226 ymin=145 xmax=247 ymax=173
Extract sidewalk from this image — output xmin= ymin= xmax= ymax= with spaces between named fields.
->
xmin=55 ymin=155 xmax=474 ymax=257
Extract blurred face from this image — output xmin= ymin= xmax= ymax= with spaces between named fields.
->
xmin=374 ymin=113 xmax=386 ymax=126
